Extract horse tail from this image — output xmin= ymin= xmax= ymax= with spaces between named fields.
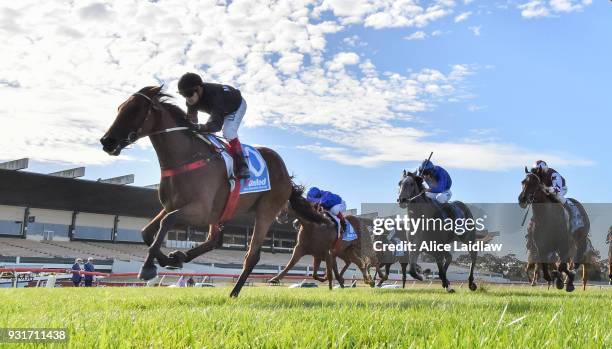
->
xmin=289 ymin=183 xmax=327 ymax=224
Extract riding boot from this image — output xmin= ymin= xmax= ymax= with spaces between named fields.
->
xmin=229 ymin=138 xmax=250 ymax=179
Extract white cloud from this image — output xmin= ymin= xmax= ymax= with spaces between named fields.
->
xmin=454 ymin=11 xmax=472 ymax=22
xmin=314 ymin=0 xmax=456 ymax=29
xmin=404 ymin=31 xmax=427 ymax=40
xmin=327 ymin=52 xmax=360 ymax=71
xmin=468 ymin=25 xmax=481 ymax=36
xmin=518 ymin=0 xmax=592 ymax=18
xmin=343 ymin=35 xmax=367 ymax=47
xmin=0 ymin=0 xmax=591 ymax=172
xmin=431 ymin=30 xmax=444 ymax=36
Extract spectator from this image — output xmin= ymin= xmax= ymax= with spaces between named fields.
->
xmin=83 ymin=257 xmax=95 ymax=287
xmin=71 ymin=258 xmax=82 ymax=287
xmin=187 ymin=276 xmax=195 ymax=287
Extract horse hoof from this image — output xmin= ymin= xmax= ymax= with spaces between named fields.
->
xmin=469 ymin=283 xmax=477 ymax=291
xmin=268 ymin=278 xmax=280 ymax=284
xmin=609 ymin=280 xmax=612 ymax=286
xmin=166 ymin=251 xmax=187 ymax=269
xmin=555 ymin=278 xmax=564 ymax=290
xmin=446 ymin=288 xmax=455 ymax=293
xmin=138 ymin=265 xmax=157 ymax=281
xmin=566 ymin=283 xmax=575 ymax=292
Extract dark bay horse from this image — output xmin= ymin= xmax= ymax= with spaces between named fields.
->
xmin=100 ymin=86 xmax=323 ymax=297
xmin=269 ymin=213 xmax=375 ymax=288
xmin=518 ymin=169 xmax=576 ymax=292
xmin=397 ymin=171 xmax=478 ymax=293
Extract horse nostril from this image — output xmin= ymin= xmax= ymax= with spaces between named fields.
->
xmin=100 ymin=137 xmax=117 ymax=151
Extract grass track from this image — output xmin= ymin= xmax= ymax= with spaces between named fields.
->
xmin=0 ymin=285 xmax=610 ymax=348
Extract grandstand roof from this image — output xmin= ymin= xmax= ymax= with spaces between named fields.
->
xmin=0 ymin=169 xmax=295 ymax=232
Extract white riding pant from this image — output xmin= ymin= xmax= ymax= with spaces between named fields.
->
xmin=329 ymin=201 xmax=347 ymax=216
xmin=553 ymin=186 xmax=568 ymax=205
xmin=222 ymin=98 xmax=246 ymax=141
xmin=425 ymin=190 xmax=452 ymax=203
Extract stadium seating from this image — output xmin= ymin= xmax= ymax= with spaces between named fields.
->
xmin=0 ymin=237 xmax=314 ymax=267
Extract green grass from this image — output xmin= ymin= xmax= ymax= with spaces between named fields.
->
xmin=0 ymin=285 xmax=610 ymax=348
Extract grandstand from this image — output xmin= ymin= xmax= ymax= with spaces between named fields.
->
xmin=0 ymin=168 xmax=330 ymax=283
xmin=0 ymin=168 xmax=507 ymax=286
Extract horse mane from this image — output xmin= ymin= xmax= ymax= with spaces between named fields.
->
xmin=137 ymin=86 xmax=192 ymax=128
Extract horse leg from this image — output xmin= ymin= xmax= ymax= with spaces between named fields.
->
xmin=558 ymin=262 xmax=575 ymax=292
xmin=468 ymin=250 xmax=478 ymax=291
xmin=138 ymin=209 xmax=182 ymax=280
xmin=608 ymin=261 xmax=612 ymax=285
xmin=140 ymin=210 xmax=165 ymax=246
xmin=312 ymin=257 xmax=327 ymax=283
xmin=532 ymin=266 xmax=539 ymax=286
xmin=443 ymin=252 xmax=454 ymax=293
xmin=269 ymin=244 xmax=305 ymax=283
xmin=408 ymin=250 xmax=424 ymax=281
xmin=325 ymin=253 xmax=334 ymax=290
xmin=339 ymin=258 xmax=351 ymax=278
xmin=376 ymin=263 xmax=389 ymax=287
xmin=582 ymin=264 xmax=587 ymax=291
xmin=540 ymin=263 xmax=552 ymax=288
xmin=347 ymin=247 xmax=373 ymax=287
xmin=436 ymin=256 xmax=453 ymax=293
xmin=229 ymin=211 xmax=275 ymax=298
xmin=165 ymin=224 xmax=222 ymax=268
xmin=401 ymin=263 xmax=408 ymax=289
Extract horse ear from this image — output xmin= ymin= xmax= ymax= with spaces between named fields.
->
xmin=151 ymin=86 xmax=162 ymax=95
xmin=524 ymin=166 xmax=529 ymax=174
xmin=402 ymin=169 xmax=406 ymax=177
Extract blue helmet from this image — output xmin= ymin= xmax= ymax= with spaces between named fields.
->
xmin=419 ymin=159 xmax=434 ymax=173
xmin=306 ymin=187 xmax=321 ymax=200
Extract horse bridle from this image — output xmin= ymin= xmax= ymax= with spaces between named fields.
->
xmin=398 ymin=175 xmax=426 ymax=204
xmin=118 ymin=92 xmax=190 ymax=147
xmin=523 ymin=172 xmax=548 ymax=203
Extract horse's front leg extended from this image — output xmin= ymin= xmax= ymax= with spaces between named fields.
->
xmin=138 ymin=209 xmax=182 ymax=281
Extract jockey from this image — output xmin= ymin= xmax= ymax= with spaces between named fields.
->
xmin=177 ymin=72 xmax=250 ymax=179
xmin=419 ymin=159 xmax=452 ymax=203
xmin=306 ymin=187 xmax=347 ymax=233
xmin=531 ymin=160 xmax=567 ymax=204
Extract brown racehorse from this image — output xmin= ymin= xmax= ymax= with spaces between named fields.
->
xmin=269 ymin=213 xmax=375 ymax=288
xmin=518 ymin=169 xmax=577 ymax=292
xmin=100 ymin=86 xmax=324 ymax=297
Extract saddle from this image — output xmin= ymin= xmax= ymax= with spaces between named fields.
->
xmin=564 ymin=198 xmax=586 ymax=235
xmin=324 ymin=212 xmax=358 ymax=242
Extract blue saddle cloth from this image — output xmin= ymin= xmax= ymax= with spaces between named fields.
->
xmin=204 ymin=134 xmax=271 ymax=194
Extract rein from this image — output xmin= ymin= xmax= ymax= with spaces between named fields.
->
xmin=130 ymin=92 xmax=217 ymax=177
xmin=406 ymin=190 xmax=426 ymax=203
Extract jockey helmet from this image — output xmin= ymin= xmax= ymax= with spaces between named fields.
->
xmin=419 ymin=159 xmax=434 ymax=174
xmin=178 ymin=73 xmax=203 ymax=96
xmin=532 ymin=160 xmax=548 ymax=174
xmin=307 ymin=187 xmax=322 ymax=199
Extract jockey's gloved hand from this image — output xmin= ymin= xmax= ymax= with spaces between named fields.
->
xmin=188 ymin=123 xmax=202 ymax=132
xmin=546 ymin=186 xmax=558 ymax=194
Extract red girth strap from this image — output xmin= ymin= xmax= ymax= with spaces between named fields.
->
xmin=218 ymin=179 xmax=242 ymax=223
xmin=160 ymin=153 xmax=242 ymax=224
xmin=161 ymin=159 xmax=207 ymax=177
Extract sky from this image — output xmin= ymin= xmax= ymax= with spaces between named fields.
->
xmin=0 ymin=0 xmax=609 ymax=211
